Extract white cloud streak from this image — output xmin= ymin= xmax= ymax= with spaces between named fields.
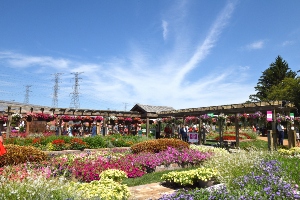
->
xmin=173 ymin=1 xmax=237 ymax=86
xmin=246 ymin=40 xmax=265 ymax=50
xmin=0 ymin=1 xmax=254 ymax=110
xmin=162 ymin=20 xmax=168 ymax=40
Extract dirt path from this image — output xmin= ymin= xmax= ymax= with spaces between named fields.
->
xmin=257 ymin=136 xmax=289 ymax=146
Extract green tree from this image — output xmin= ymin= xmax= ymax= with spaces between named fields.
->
xmin=249 ymin=55 xmax=297 ymax=101
xmin=267 ymin=77 xmax=300 ymax=110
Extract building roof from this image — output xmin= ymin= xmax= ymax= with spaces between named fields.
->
xmin=130 ymin=103 xmax=174 ymax=114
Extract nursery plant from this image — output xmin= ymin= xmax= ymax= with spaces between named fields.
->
xmin=161 ymin=167 xmax=219 ymax=186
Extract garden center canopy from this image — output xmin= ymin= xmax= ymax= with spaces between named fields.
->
xmin=0 ymin=100 xmax=296 ymax=149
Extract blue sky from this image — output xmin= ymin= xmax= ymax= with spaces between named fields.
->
xmin=0 ymin=0 xmax=299 ymax=111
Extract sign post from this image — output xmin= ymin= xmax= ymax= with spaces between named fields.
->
xmin=188 ymin=132 xmax=199 ymax=143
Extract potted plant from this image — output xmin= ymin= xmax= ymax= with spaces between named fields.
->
xmin=60 ymin=115 xmax=71 ymax=122
xmin=0 ymin=116 xmax=8 ymax=124
xmin=124 ymin=117 xmax=133 ymax=125
xmin=24 ymin=113 xmax=36 ymax=122
xmin=82 ymin=116 xmax=94 ymax=123
xmin=95 ymin=116 xmax=103 ymax=122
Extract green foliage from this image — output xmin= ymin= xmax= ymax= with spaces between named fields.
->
xmin=122 ymin=166 xmax=199 ymax=187
xmin=131 ymin=138 xmax=189 ymax=154
xmin=82 ymin=135 xmax=107 ymax=149
xmin=269 ymin=154 xmax=300 ymax=185
xmin=0 ymin=144 xmax=47 ymax=167
xmin=239 ymin=139 xmax=269 ymax=151
xmin=99 ymin=169 xmax=128 ymax=183
xmin=4 ymin=137 xmax=33 ymax=146
xmin=0 ymin=177 xmax=76 ymax=200
xmin=161 ymin=167 xmax=219 ymax=186
xmin=267 ymin=77 xmax=300 ymax=110
xmin=69 ymin=179 xmax=131 ymax=199
xmin=249 ymin=55 xmax=297 ymax=102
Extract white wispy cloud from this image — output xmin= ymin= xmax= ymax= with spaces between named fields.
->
xmin=162 ymin=20 xmax=168 ymax=40
xmin=0 ymin=51 xmax=70 ymax=70
xmin=246 ymin=40 xmax=265 ymax=50
xmin=282 ymin=40 xmax=294 ymax=46
xmin=0 ymin=1 xmax=254 ymax=110
xmin=173 ymin=1 xmax=237 ymax=85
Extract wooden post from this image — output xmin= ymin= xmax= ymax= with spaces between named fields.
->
xmin=291 ymin=128 xmax=296 ymax=148
xmin=198 ymin=118 xmax=202 ymax=145
xmin=218 ymin=118 xmax=223 ymax=147
xmin=235 ymin=113 xmax=239 ymax=148
xmin=97 ymin=121 xmax=100 ymax=136
xmin=6 ymin=106 xmax=11 ymax=138
xmin=158 ymin=121 xmax=161 ymax=139
xmin=267 ymin=130 xmax=273 ymax=151
xmin=272 ymin=109 xmax=277 ymax=151
xmin=26 ymin=121 xmax=30 ymax=134
xmin=146 ymin=117 xmax=149 ymax=137
xmin=102 ymin=117 xmax=106 ymax=136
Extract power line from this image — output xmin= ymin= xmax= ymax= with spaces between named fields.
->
xmin=23 ymin=85 xmax=32 ymax=104
xmin=51 ymin=73 xmax=63 ymax=108
xmin=123 ymin=102 xmax=129 ymax=111
xmin=69 ymin=72 xmax=83 ymax=109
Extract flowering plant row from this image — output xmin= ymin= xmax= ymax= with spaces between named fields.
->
xmin=276 ymin=113 xmax=294 ymax=123
xmin=161 ymin=167 xmax=219 ymax=186
xmin=30 ymin=146 xmax=211 ymax=182
xmin=184 ymin=111 xmax=268 ymax=125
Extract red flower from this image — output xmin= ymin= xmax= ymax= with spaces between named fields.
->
xmin=52 ymin=139 xmax=65 ymax=145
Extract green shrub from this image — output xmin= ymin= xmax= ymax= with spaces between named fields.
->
xmin=83 ymin=136 xmax=107 ymax=149
xmin=131 ymin=138 xmax=189 ymax=153
xmin=0 ymin=144 xmax=47 ymax=167
xmin=4 ymin=137 xmax=33 ymax=146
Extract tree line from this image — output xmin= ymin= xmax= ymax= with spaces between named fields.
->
xmin=249 ymin=55 xmax=300 ymax=114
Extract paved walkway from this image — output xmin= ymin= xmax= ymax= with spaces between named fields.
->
xmin=128 ymin=182 xmax=175 ymax=200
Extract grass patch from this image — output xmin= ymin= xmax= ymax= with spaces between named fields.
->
xmin=122 ymin=166 xmax=199 ymax=187
xmin=239 ymin=139 xmax=269 ymax=150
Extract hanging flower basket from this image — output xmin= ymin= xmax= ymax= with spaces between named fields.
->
xmin=0 ymin=116 xmax=8 ymax=123
xmin=72 ymin=116 xmax=82 ymax=122
xmin=60 ymin=115 xmax=72 ymax=122
xmin=12 ymin=113 xmax=22 ymax=123
xmin=124 ymin=117 xmax=133 ymax=125
xmin=117 ymin=117 xmax=124 ymax=123
xmin=82 ymin=116 xmax=94 ymax=123
xmin=25 ymin=115 xmax=33 ymax=122
xmin=133 ymin=117 xmax=141 ymax=124
xmin=95 ymin=116 xmax=103 ymax=122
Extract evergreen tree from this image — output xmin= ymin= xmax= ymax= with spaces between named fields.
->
xmin=267 ymin=77 xmax=300 ymax=111
xmin=249 ymin=55 xmax=297 ymax=102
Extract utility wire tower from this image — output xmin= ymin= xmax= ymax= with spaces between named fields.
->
xmin=51 ymin=73 xmax=63 ymax=108
xmin=123 ymin=102 xmax=129 ymax=111
xmin=23 ymin=85 xmax=32 ymax=104
xmin=69 ymin=72 xmax=83 ymax=109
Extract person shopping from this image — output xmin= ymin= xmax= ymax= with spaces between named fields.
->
xmin=277 ymin=122 xmax=285 ymax=146
xmin=296 ymin=126 xmax=300 ymax=147
xmin=180 ymin=125 xmax=188 ymax=142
